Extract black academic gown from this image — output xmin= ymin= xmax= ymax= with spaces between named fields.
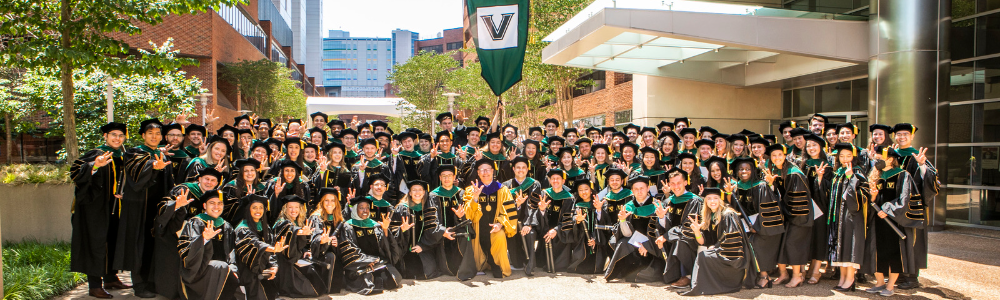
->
xmin=683 ymin=209 xmax=751 ymax=296
xmin=867 ymin=169 xmax=925 ymax=275
xmin=390 ymin=199 xmax=446 ymax=279
xmin=151 ymin=184 xmax=205 ymax=299
xmin=898 ymin=148 xmax=937 ymax=274
xmin=418 ymin=151 xmax=464 ymax=189
xmin=310 ymin=166 xmax=354 ymax=207
xmin=222 ymin=180 xmax=267 ymax=225
xmin=70 ymin=148 xmax=124 ymax=278
xmin=264 ymin=177 xmax=311 ymax=225
xmin=352 ymin=158 xmax=394 ymax=202
xmin=337 ymin=219 xmax=403 ymax=295
xmin=235 ymin=221 xmax=278 ymax=300
xmin=307 ymin=214 xmax=346 ymax=294
xmin=185 ymin=157 xmax=231 ymax=184
xmin=828 ymin=168 xmax=869 ymax=268
xmin=271 ymin=219 xmax=326 ymax=297
xmin=503 ymin=177 xmax=542 ymax=274
xmin=115 ymin=146 xmax=173 ymax=293
xmin=772 ymin=165 xmax=814 ymax=266
xmin=537 ymin=187 xmax=575 ymax=273
xmin=565 ymin=198 xmax=612 ymax=274
xmin=167 ymin=148 xmax=192 ymax=185
xmin=603 ymin=195 xmax=666 ymax=282
xmin=429 ymin=186 xmax=469 ymax=276
xmin=177 ymin=216 xmax=244 ymax=300
xmin=730 ymin=181 xmax=784 ymax=288
xmin=803 ymin=158 xmax=833 ymax=262
xmin=663 ymin=197 xmax=705 ymax=284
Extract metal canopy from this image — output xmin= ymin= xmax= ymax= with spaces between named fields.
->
xmin=541 ymin=2 xmax=869 ymax=87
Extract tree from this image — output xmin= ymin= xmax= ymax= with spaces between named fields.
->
xmin=16 ymin=42 xmax=205 ymax=155
xmin=388 ymin=51 xmax=459 ymax=129
xmin=220 ymin=59 xmax=307 ymax=120
xmin=0 ymin=0 xmax=243 ymax=162
xmin=528 ymin=0 xmax=594 ymax=124
xmin=0 ymin=66 xmax=34 ymax=164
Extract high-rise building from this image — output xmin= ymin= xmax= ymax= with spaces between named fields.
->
xmin=321 ymin=29 xmax=418 ymax=97
xmin=415 ymin=27 xmax=465 ymax=63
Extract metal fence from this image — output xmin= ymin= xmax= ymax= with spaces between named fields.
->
xmin=216 ymin=4 xmax=267 ymax=55
xmin=257 ymin=0 xmax=294 ymax=47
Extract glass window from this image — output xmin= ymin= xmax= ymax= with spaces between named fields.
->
xmin=976 ymin=57 xmax=1000 ymax=100
xmin=950 ymin=62 xmax=975 ymax=102
xmin=614 ymin=110 xmax=632 ymax=125
xmin=981 ymin=189 xmax=1000 ymax=226
xmin=975 ymin=14 xmax=1000 ymax=58
xmin=792 ymin=87 xmax=815 ymax=117
xmin=946 ymin=188 xmax=970 ymax=223
xmin=782 ymin=91 xmax=793 ymax=118
xmin=954 ymin=0 xmax=977 ymax=19
xmin=817 ymin=81 xmax=852 ymax=112
xmin=948 ymin=147 xmax=974 ymax=185
xmin=980 ymin=146 xmax=1000 ymax=186
xmin=982 ymin=0 xmax=1000 ymax=12
xmin=953 ymin=15 xmax=975 ymax=61
xmin=980 ymin=102 xmax=1000 ymax=142
xmin=951 ymin=104 xmax=973 ymax=143
xmin=851 ymin=79 xmax=868 ymax=111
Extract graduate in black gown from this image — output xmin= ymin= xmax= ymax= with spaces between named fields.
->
xmin=503 ymin=156 xmax=542 ymax=276
xmin=152 ymin=167 xmax=222 ymax=300
xmin=235 ymin=194 xmax=283 ymax=300
xmin=537 ymin=169 xmax=575 ymax=273
xmin=662 ymin=169 xmax=706 ymax=287
xmin=890 ymin=123 xmax=937 ymax=290
xmin=271 ymin=195 xmax=326 ymax=297
xmin=311 ymin=141 xmax=355 ymax=208
xmin=764 ymin=144 xmax=814 ymax=288
xmin=222 ymin=158 xmax=267 ymax=225
xmin=800 ymin=133 xmax=832 ymax=284
xmin=70 ymin=122 xmax=131 ymax=298
xmin=565 ymin=180 xmax=612 ymax=274
xmin=265 ymin=160 xmax=311 ymax=225
xmin=429 ymin=165 xmax=470 ymax=276
xmin=681 ymin=188 xmax=751 ymax=295
xmin=553 ymin=147 xmax=586 ymax=193
xmin=184 ymin=136 xmax=232 ymax=184
xmin=419 ymin=130 xmax=465 ymax=189
xmin=469 ymin=132 xmax=515 ymax=184
xmin=826 ymin=143 xmax=870 ymax=292
xmin=268 ymin=137 xmax=305 ymax=179
xmin=864 ymin=146 xmax=925 ymax=296
xmin=353 ymin=138 xmax=394 ymax=201
xmin=338 ymin=195 xmax=403 ymax=295
xmin=391 ymin=180 xmax=450 ymax=279
xmin=162 ymin=123 xmax=191 ymax=185
xmin=603 ymin=175 xmax=665 ymax=283
xmin=118 ymin=118 xmax=173 ymax=298
xmin=725 ymin=157 xmax=783 ymax=289
xmin=176 ymin=189 xmax=245 ymax=300
xmin=308 ymin=188 xmax=348 ymax=294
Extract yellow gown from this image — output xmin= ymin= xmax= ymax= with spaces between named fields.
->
xmin=463 ymin=185 xmax=518 ymax=277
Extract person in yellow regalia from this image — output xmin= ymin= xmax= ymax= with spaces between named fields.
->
xmin=457 ymin=158 xmax=518 ymax=280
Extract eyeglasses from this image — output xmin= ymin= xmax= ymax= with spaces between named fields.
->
xmin=166 ymin=134 xmax=185 ymax=138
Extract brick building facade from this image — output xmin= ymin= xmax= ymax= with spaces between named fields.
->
xmin=414 ymin=28 xmax=465 ymax=63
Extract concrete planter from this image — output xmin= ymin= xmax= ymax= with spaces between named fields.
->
xmin=0 ymin=184 xmax=73 ymax=243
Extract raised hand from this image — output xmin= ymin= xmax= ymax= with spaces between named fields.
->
xmin=469 ymin=181 xmax=484 ymax=201
xmin=198 ymin=143 xmax=208 ymax=156
xmin=723 ymin=181 xmax=736 ymax=195
xmin=514 ymin=191 xmax=528 ymax=207
xmin=380 ymin=212 xmax=392 ymax=233
xmin=346 ymin=188 xmax=356 ymax=202
xmin=202 ymin=221 xmax=221 ymax=241
xmin=443 ymin=228 xmax=457 ymax=240
xmin=915 ymin=147 xmax=928 ymax=165
xmin=265 ymin=266 xmax=278 ymax=280
xmin=618 ymin=209 xmax=631 ymax=222
xmin=698 ymin=184 xmax=704 ymax=195
xmin=538 ymin=193 xmax=550 ymax=212
xmin=94 ymin=152 xmax=113 ymax=168
xmin=429 ymin=147 xmax=438 ymax=158
xmin=457 ymin=149 xmax=468 ymax=160
xmin=174 ymin=113 xmax=191 ymax=126
xmin=399 ymin=216 xmax=415 ymax=232
xmin=204 ymin=108 xmax=220 ymax=125
xmin=593 ymin=195 xmax=605 ymax=212
xmin=474 ymin=147 xmax=483 ymax=161
xmin=506 ymin=148 xmax=516 ymax=160
xmin=575 ymin=208 xmax=586 ymax=223
xmin=391 ymin=144 xmax=401 ymax=155
xmin=763 ymin=168 xmax=776 ymax=185
xmin=297 ymin=220 xmax=314 ymax=236
xmin=267 ymin=236 xmax=289 ymax=253
xmin=317 ymin=155 xmax=329 ymax=171
xmin=654 ymin=201 xmax=669 ymax=219
xmin=152 ymin=153 xmax=169 ymax=170
xmin=521 ymin=225 xmax=531 ymax=236
xmin=688 ymin=215 xmax=703 ymax=231
xmin=215 ymin=161 xmax=227 ymax=172
xmin=274 ymin=180 xmax=286 ymax=195
xmin=319 ymin=228 xmax=332 ymax=244
xmin=845 ymin=162 xmax=854 ymax=177
xmin=174 ymin=188 xmax=192 ymax=210
xmin=816 ymin=162 xmax=828 ymax=178
xmin=452 ymin=206 xmax=466 ymax=219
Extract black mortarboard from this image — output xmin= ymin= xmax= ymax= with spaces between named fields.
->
xmin=694 ymin=139 xmax=715 ymax=149
xmin=622 ymin=124 xmax=640 ymax=133
xmin=605 ymin=168 xmax=627 ymax=180
xmin=674 ymin=117 xmax=690 ymax=127
xmin=436 ymin=112 xmax=453 ymax=122
xmin=234 ymin=158 xmax=260 ymax=171
xmin=804 ymin=133 xmax=827 ymax=148
xmin=562 ymin=128 xmax=578 ymax=137
xmin=396 ymin=131 xmax=417 ymax=141
xmin=196 ymin=167 xmax=224 ymax=180
xmin=869 ymin=124 xmax=892 ymax=133
xmin=475 ymin=116 xmax=491 ymax=125
xmin=790 ymin=127 xmax=811 ymax=137
xmin=139 ymin=118 xmax=163 ymax=134
xmin=546 ymin=168 xmax=567 ymax=180
xmin=679 ymin=128 xmax=698 ymax=137
xmin=575 ymin=137 xmax=593 ymax=145
xmin=656 ymin=121 xmax=674 ymax=130
xmin=543 ymin=118 xmax=560 ymax=127
xmin=185 ymin=124 xmax=205 ymax=136
xmin=216 ymin=124 xmax=238 ymax=136
xmin=435 ymin=164 xmax=459 ymax=177
xmin=765 ymin=143 xmax=789 ymax=155
xmin=511 ymin=156 xmax=530 ymax=167
xmin=358 ymin=138 xmax=379 ymax=149
xmin=323 ymin=141 xmax=346 ymax=153
xmin=339 ymin=128 xmax=359 ymax=138
xmin=601 ymin=126 xmax=617 ymax=135
xmin=308 ymin=127 xmax=327 ymax=141
xmin=639 ymin=127 xmax=658 ymax=136
xmin=658 ymin=130 xmax=680 ymax=142
xmin=619 ymin=141 xmax=639 ymax=153
xmin=833 ymin=143 xmax=857 ymax=156
xmin=702 ymin=187 xmax=722 ymax=197
xmin=502 ymin=124 xmax=518 ymax=134
xmin=435 ymin=130 xmax=453 ymax=142
xmin=639 ymin=146 xmax=660 ymax=161
xmin=162 ymin=123 xmax=185 ymax=135
xmin=778 ymin=120 xmax=797 ymax=132
xmin=275 ymin=159 xmax=302 ymax=172
xmin=101 ymin=122 xmax=128 ymax=135
xmin=547 ymin=136 xmax=565 ymax=145
xmin=585 ymin=126 xmax=601 ymax=135
xmin=699 ymin=126 xmax=718 ymax=136
xmin=528 ymin=126 xmax=542 ymax=135
xmin=310 ymin=112 xmax=329 ymax=121
xmin=234 ymin=114 xmax=252 ymax=125
xmin=892 ymin=123 xmax=917 ymax=134
xmin=371 ymin=120 xmax=388 ymax=129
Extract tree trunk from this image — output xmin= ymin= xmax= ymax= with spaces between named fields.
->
xmin=61 ymin=0 xmax=79 ymax=162
xmin=5 ymin=113 xmax=11 ymax=164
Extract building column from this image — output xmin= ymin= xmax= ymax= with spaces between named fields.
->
xmin=868 ymin=0 xmax=950 ymax=231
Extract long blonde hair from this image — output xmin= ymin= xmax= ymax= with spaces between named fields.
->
xmin=699 ymin=195 xmax=733 ymax=231
xmin=311 ymin=194 xmax=345 ymax=224
xmin=200 ymin=140 xmax=230 ymax=166
xmin=279 ymin=203 xmax=307 ymax=226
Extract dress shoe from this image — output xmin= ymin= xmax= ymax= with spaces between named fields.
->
xmin=896 ymin=280 xmax=921 ymax=290
xmin=104 ymin=281 xmax=132 ymax=290
xmin=88 ymin=288 xmax=113 ymax=299
xmin=134 ymin=290 xmax=157 ymax=298
xmin=670 ymin=277 xmax=691 ymax=288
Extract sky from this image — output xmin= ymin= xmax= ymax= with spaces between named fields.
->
xmin=322 ymin=0 xmax=465 ymax=40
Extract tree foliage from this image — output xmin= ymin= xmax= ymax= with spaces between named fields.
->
xmin=220 ymin=59 xmax=307 ymax=119
xmin=0 ymin=0 xmax=244 ymax=162
xmin=16 ymin=43 xmax=204 ymax=157
xmin=390 ymin=0 xmax=593 ymax=131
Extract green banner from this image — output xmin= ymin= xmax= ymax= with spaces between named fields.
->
xmin=466 ymin=0 xmax=530 ymax=96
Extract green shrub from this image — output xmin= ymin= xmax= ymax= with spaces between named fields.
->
xmin=0 ymin=164 xmax=71 ymax=185
xmin=2 ymin=240 xmax=84 ymax=300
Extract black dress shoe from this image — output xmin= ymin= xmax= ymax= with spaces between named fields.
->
xmin=104 ymin=281 xmax=132 ymax=290
xmin=134 ymin=290 xmax=157 ymax=298
xmin=897 ymin=281 xmax=921 ymax=290
xmin=88 ymin=288 xmax=113 ymax=299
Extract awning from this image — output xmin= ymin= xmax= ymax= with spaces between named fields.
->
xmin=306 ymin=97 xmax=411 ymax=117
xmin=541 ymin=0 xmax=869 ymax=87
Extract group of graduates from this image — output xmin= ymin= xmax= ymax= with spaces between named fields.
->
xmin=69 ymin=110 xmax=937 ymax=299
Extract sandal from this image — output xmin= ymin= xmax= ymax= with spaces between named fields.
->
xmin=807 ymin=274 xmax=821 ymax=284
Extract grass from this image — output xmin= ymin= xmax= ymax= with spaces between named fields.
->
xmin=2 ymin=240 xmax=84 ymax=300
xmin=0 ymin=164 xmax=71 ymax=185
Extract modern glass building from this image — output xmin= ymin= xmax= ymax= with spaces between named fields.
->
xmin=322 ymin=29 xmax=416 ymax=97
xmin=544 ymin=0 xmax=999 ymax=230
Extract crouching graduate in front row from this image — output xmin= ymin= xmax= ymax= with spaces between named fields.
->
xmin=271 ymin=195 xmax=326 ymax=297
xmin=235 ymin=194 xmax=286 ymax=300
xmin=681 ymin=188 xmax=750 ymax=296
xmin=309 ymin=188 xmax=349 ymax=294
xmin=176 ymin=190 xmax=245 ymax=300
xmin=604 ymin=175 xmax=666 ymax=282
xmin=457 ymin=158 xmax=518 ymax=280
xmin=338 ymin=195 xmax=403 ymax=295
xmin=565 ymin=180 xmax=612 ymax=274
xmin=392 ymin=180 xmax=450 ymax=280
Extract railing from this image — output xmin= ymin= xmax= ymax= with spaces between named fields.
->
xmin=216 ymin=4 xmax=267 ymax=55
xmin=258 ymin=0 xmax=294 ymax=47
xmin=291 ymin=68 xmax=303 ymax=81
xmin=303 ymin=78 xmax=314 ymax=96
xmin=271 ymin=43 xmax=288 ymax=65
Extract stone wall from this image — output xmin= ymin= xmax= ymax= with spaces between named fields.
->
xmin=0 ymin=184 xmax=74 ymax=243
